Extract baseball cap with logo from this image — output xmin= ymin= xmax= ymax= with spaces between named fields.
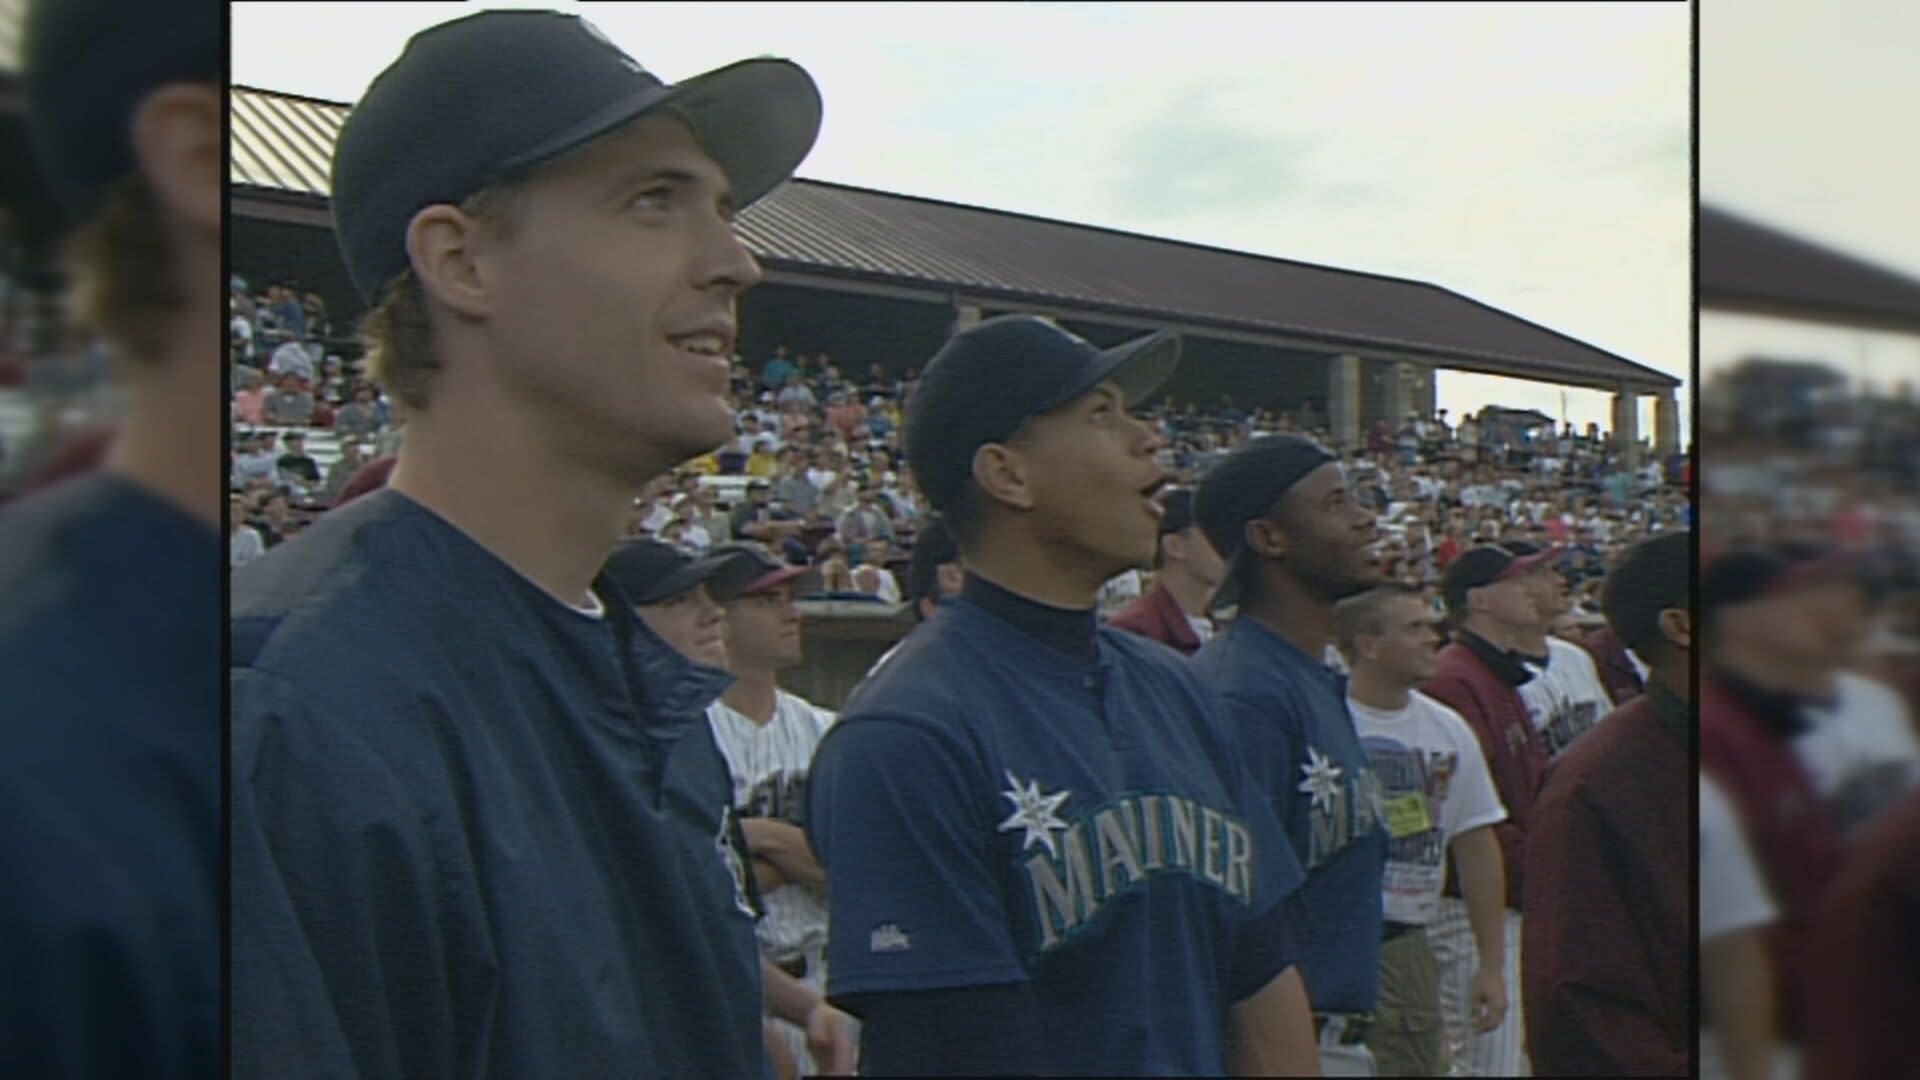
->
xmin=708 ymin=542 xmax=824 ymax=597
xmin=602 ymin=539 xmax=764 ymax=606
xmin=1442 ymin=544 xmax=1559 ymax=618
xmin=904 ymin=315 xmax=1181 ymax=515
xmin=330 ymin=8 xmax=823 ymax=302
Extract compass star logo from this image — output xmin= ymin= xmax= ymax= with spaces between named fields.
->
xmin=998 ymin=771 xmax=1071 ymax=856
xmin=1298 ymin=747 xmax=1344 ymax=813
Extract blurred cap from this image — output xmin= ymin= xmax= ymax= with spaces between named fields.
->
xmin=1157 ymin=487 xmax=1198 ymax=537
xmin=602 ymin=539 xmax=763 ymax=606
xmin=904 ymin=315 xmax=1179 ymax=514
xmin=22 ymin=0 xmax=220 ymax=216
xmin=1442 ymin=544 xmax=1557 ymax=616
xmin=330 ymin=8 xmax=822 ymax=302
xmin=707 ymin=541 xmax=823 ymax=597
xmin=1700 ymin=544 xmax=1861 ymax=623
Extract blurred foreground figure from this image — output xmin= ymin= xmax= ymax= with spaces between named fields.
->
xmin=0 ymin=0 xmax=221 ymax=1076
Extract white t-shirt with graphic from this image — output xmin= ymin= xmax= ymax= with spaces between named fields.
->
xmin=1792 ymin=670 xmax=1920 ymax=835
xmin=1520 ymin=636 xmax=1617 ymax=760
xmin=1351 ymin=691 xmax=1509 ymax=925
xmin=1699 ymin=773 xmax=1776 ymax=942
xmin=707 ymin=690 xmax=838 ymax=961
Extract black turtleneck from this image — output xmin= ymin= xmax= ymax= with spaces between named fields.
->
xmin=1459 ymin=629 xmax=1536 ymax=687
xmin=1709 ymin=666 xmax=1831 ymax=739
xmin=962 ymin=571 xmax=1098 ymax=662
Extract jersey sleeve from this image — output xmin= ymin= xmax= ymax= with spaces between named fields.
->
xmin=1698 ymin=774 xmax=1777 ymax=942
xmin=806 ymin=716 xmax=1027 ymax=999
xmin=1430 ymin=698 xmax=1510 ymax=841
xmin=231 ymin=668 xmax=490 ymax=1079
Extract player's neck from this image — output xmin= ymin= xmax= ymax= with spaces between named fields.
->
xmin=1346 ymin=667 xmax=1412 ymax=712
xmin=1512 ymin=627 xmax=1550 ymax=658
xmin=721 ymin=668 xmax=780 ymax=725
xmin=964 ymin=529 xmax=1103 ymax=610
xmin=1239 ymin=575 xmax=1335 ymax=659
xmin=106 ymin=334 xmax=222 ymax=530
xmin=1158 ymin=563 xmax=1216 ymax=620
xmin=388 ymin=399 xmax=651 ymax=610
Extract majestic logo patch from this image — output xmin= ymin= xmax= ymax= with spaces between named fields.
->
xmin=869 ymin=923 xmax=911 ymax=953
xmin=998 ymin=771 xmax=1071 ymax=856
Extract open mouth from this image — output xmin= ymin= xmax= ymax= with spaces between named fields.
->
xmin=1139 ymin=475 xmax=1171 ymax=519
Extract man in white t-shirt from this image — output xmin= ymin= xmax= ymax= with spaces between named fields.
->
xmin=1506 ymin=542 xmax=1617 ymax=760
xmin=1337 ymin=585 xmax=1511 ymax=1077
xmin=1700 ymin=773 xmax=1783 ymax=1080
xmin=704 ymin=543 xmax=851 ymax=1076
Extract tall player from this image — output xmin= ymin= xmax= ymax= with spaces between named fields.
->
xmin=1 ymin=1 xmax=219 ymax=1074
xmin=230 ymin=11 xmax=822 ymax=1076
xmin=807 ymin=315 xmax=1319 ymax=1076
xmin=701 ymin=543 xmax=848 ymax=1075
xmin=1503 ymin=541 xmax=1616 ymax=760
xmin=1190 ymin=435 xmax=1391 ymax=1078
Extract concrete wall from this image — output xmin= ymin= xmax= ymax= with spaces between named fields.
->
xmin=779 ymin=602 xmax=917 ymax=709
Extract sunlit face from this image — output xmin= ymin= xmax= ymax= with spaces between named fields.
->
xmin=724 ymin=583 xmax=803 ymax=670
xmin=1517 ymin=565 xmax=1569 ymax=628
xmin=1007 ymin=381 xmax=1169 ymax=576
xmin=1469 ymin=576 xmax=1539 ymax=631
xmin=1362 ymin=593 xmax=1444 ymax=685
xmin=636 ymin=584 xmax=727 ymax=668
xmin=1272 ymin=462 xmax=1381 ymax=601
xmin=469 ymin=112 xmax=762 ymax=485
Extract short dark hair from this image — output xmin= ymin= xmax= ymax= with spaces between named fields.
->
xmin=1602 ymin=531 xmax=1691 ymax=663
xmin=1334 ymin=583 xmax=1423 ymax=660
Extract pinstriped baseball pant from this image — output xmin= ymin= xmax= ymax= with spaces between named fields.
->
xmin=1430 ymin=898 xmax=1529 ymax=1076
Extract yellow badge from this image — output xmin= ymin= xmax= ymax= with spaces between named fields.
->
xmin=1382 ymin=793 xmax=1432 ymax=839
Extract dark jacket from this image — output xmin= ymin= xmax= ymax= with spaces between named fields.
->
xmin=1422 ymin=635 xmax=1549 ymax=910
xmin=1107 ymin=581 xmax=1208 ymax=655
xmin=1804 ymin=790 xmax=1920 ymax=1080
xmin=1523 ymin=689 xmax=1690 ymax=1076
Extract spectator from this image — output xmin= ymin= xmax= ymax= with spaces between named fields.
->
xmin=232 ymin=368 xmax=268 ymax=425
xmin=746 ymin=435 xmax=781 ymax=479
xmin=846 ymin=540 xmax=900 ymax=603
xmin=865 ymin=395 xmax=897 ymax=440
xmin=1107 ymin=488 xmax=1223 ymax=655
xmin=231 ymin=495 xmax=267 ymax=569
xmin=333 ymin=384 xmax=382 ymax=440
xmin=683 ymin=484 xmax=732 ymax=547
xmin=836 ymin=485 xmax=894 ymax=547
xmin=275 ymin=433 xmax=322 ymax=490
xmin=322 ymin=442 xmax=366 ymax=506
xmin=762 ymin=344 xmax=795 ymax=391
xmin=731 ymin=480 xmax=804 ymax=545
xmin=251 ymin=491 xmax=295 ymax=549
xmin=302 ymin=292 xmax=331 ymax=340
xmin=263 ymin=373 xmax=315 ymax=427
xmin=771 ymin=451 xmax=819 ymax=517
xmin=1700 ymin=772 xmax=1782 ymax=1080
xmin=776 ymin=370 xmax=815 ymax=410
xmin=268 ymin=337 xmax=317 ymax=384
xmin=824 ymin=389 xmax=863 ymax=441
xmin=317 ymin=355 xmax=349 ymax=405
xmin=231 ymin=433 xmax=279 ymax=490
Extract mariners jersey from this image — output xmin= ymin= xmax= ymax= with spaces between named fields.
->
xmin=808 ymin=599 xmax=1303 ymax=1075
xmin=709 ymin=690 xmax=836 ymax=961
xmin=1190 ymin=617 xmax=1389 ymax=1013
xmin=231 ymin=490 xmax=766 ymax=1079
xmin=1519 ymin=637 xmax=1616 ymax=760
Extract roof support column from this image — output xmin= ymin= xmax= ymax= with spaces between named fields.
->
xmin=954 ymin=303 xmax=982 ymax=331
xmin=1611 ymin=388 xmax=1641 ymax=468
xmin=1652 ymin=388 xmax=1679 ymax=458
xmin=1329 ymin=353 xmax=1362 ymax=449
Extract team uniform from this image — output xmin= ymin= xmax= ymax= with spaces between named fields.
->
xmin=1517 ymin=636 xmax=1616 ymax=761
xmin=0 ymin=476 xmax=220 ymax=1077
xmin=708 ymin=690 xmax=838 ymax=1071
xmin=231 ymin=490 xmax=767 ymax=1078
xmin=1349 ymin=690 xmax=1507 ymax=1077
xmin=808 ymin=589 xmax=1305 ymax=1074
xmin=1191 ymin=618 xmax=1390 ymax=1076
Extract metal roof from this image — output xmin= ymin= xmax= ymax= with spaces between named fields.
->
xmin=1703 ymin=203 xmax=1920 ymax=333
xmin=230 ymin=85 xmax=1678 ymax=392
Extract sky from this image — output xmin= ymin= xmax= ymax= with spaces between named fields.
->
xmin=233 ymin=1 xmax=1690 ymax=437
xmin=1702 ymin=0 xmax=1920 ymax=392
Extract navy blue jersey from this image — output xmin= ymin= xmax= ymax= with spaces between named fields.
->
xmin=0 ymin=474 xmax=219 ymax=1078
xmin=1190 ymin=617 xmax=1389 ymax=1013
xmin=231 ymin=490 xmax=765 ymax=1079
xmin=807 ymin=598 xmax=1303 ymax=1075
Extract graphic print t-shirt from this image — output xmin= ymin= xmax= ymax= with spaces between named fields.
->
xmin=1793 ymin=671 xmax=1920 ymax=835
xmin=1520 ymin=637 xmax=1616 ymax=760
xmin=1350 ymin=692 xmax=1508 ymax=925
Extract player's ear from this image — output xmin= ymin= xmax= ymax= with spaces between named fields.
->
xmin=1658 ymin=606 xmax=1690 ymax=651
xmin=1160 ymin=531 xmax=1185 ymax=564
xmin=132 ymin=83 xmax=220 ymax=239
xmin=1244 ymin=516 xmax=1288 ymax=561
xmin=972 ymin=442 xmax=1034 ymax=512
xmin=407 ymin=203 xmax=494 ymax=321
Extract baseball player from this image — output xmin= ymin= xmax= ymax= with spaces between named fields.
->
xmin=1108 ymin=487 xmax=1227 ymax=654
xmin=1 ymin=1 xmax=219 ymax=1074
xmin=600 ymin=539 xmax=857 ymax=1077
xmin=230 ymin=10 xmax=821 ymax=1076
xmin=1189 ymin=435 xmax=1392 ymax=1078
xmin=807 ymin=315 xmax=1318 ymax=1075
xmin=1523 ymin=532 xmax=1692 ymax=1074
xmin=1502 ymin=541 xmax=1616 ymax=761
xmin=1420 ymin=545 xmax=1556 ymax=1077
xmin=1336 ymin=586 xmax=1510 ymax=1078
xmin=700 ymin=544 xmax=852 ymax=1075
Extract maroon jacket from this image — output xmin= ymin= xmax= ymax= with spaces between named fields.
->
xmin=1581 ymin=625 xmax=1645 ymax=706
xmin=1523 ymin=690 xmax=1690 ymax=1076
xmin=1804 ymin=790 xmax=1920 ymax=1080
xmin=1699 ymin=675 xmax=1846 ymax=1039
xmin=1106 ymin=581 xmax=1207 ymax=655
xmin=1422 ymin=636 xmax=1550 ymax=910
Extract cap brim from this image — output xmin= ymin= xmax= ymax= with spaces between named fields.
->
xmin=1092 ymin=331 xmax=1181 ymax=410
xmin=739 ymin=564 xmax=825 ymax=598
xmin=1495 ymin=547 xmax=1560 ymax=581
xmin=498 ymin=57 xmax=822 ymax=211
xmin=636 ymin=549 xmax=762 ymax=605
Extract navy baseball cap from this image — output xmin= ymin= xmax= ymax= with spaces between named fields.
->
xmin=708 ymin=542 xmax=824 ymax=597
xmin=602 ymin=539 xmax=764 ymax=606
xmin=21 ymin=0 xmax=220 ymax=216
xmin=1700 ymin=544 xmax=1861 ymax=625
xmin=1193 ymin=435 xmax=1338 ymax=607
xmin=1442 ymin=545 xmax=1558 ymax=617
xmin=331 ymin=9 xmax=823 ymax=302
xmin=904 ymin=315 xmax=1181 ymax=514
xmin=1157 ymin=487 xmax=1199 ymax=537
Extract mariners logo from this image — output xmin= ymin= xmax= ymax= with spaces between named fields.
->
xmin=1300 ymin=748 xmax=1383 ymax=870
xmin=998 ymin=771 xmax=1071 ymax=856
